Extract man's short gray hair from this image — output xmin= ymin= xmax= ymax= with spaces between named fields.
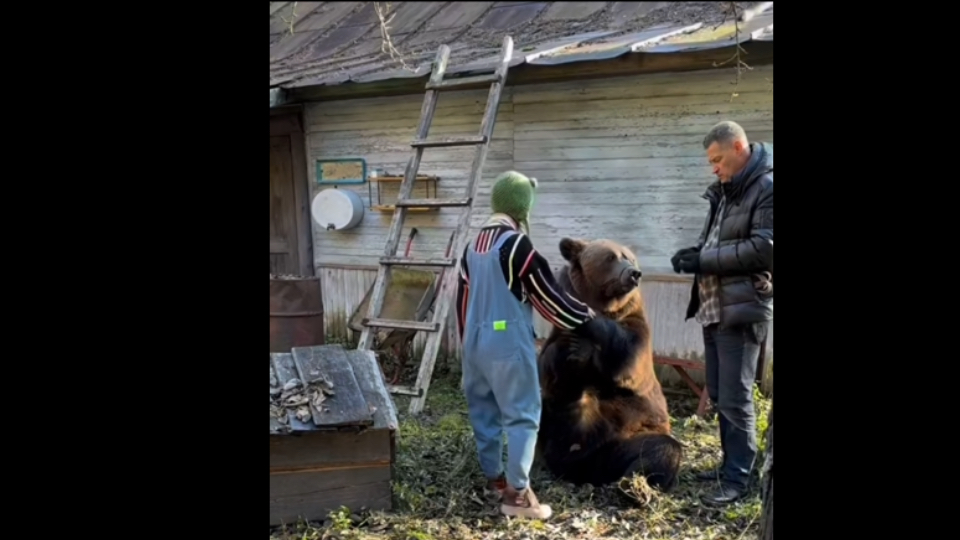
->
xmin=703 ymin=121 xmax=748 ymax=149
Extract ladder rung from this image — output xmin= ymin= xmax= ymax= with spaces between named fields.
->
xmin=396 ymin=197 xmax=471 ymax=208
xmin=356 ymin=35 xmax=515 ymax=416
xmin=426 ymin=73 xmax=501 ymax=90
xmin=380 ymin=256 xmax=455 ymax=267
xmin=411 ymin=136 xmax=487 ymax=148
xmin=387 ymin=385 xmax=423 ymax=397
xmin=362 ymin=318 xmax=441 ymax=332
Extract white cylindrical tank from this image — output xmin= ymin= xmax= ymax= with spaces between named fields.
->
xmin=310 ymin=188 xmax=365 ymax=231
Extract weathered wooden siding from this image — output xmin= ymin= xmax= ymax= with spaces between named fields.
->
xmin=304 ymin=88 xmax=515 ymax=267
xmin=304 ymin=65 xmax=774 ymax=387
xmin=511 ymin=64 xmax=773 ymax=272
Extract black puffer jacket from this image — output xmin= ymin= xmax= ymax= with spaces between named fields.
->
xmin=684 ymin=142 xmax=773 ymax=328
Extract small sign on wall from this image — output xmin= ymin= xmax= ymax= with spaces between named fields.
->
xmin=316 ymin=158 xmax=367 ymax=185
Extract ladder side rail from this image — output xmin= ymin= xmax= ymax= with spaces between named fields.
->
xmin=408 ymin=35 xmax=514 ymax=413
xmin=357 ymin=45 xmax=452 ymax=351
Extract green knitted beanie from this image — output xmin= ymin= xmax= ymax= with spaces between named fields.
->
xmin=490 ymin=170 xmax=538 ymax=234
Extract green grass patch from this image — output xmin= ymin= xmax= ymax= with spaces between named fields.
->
xmin=271 ymin=368 xmax=772 ymax=540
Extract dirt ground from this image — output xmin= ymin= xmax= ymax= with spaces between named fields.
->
xmin=270 ymin=359 xmax=771 ymax=540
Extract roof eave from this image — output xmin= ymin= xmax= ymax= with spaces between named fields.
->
xmin=282 ymin=40 xmax=774 ymax=103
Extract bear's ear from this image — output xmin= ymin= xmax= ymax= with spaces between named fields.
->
xmin=559 ymin=238 xmax=587 ymax=262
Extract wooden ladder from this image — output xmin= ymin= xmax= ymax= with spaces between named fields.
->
xmin=357 ymin=36 xmax=515 ymax=415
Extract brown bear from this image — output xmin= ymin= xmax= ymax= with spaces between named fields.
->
xmin=536 ymin=237 xmax=683 ymax=491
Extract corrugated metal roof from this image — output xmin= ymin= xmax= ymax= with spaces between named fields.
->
xmin=269 ymin=2 xmax=774 ymax=89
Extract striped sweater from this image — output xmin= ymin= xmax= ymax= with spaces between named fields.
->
xmin=455 ymin=215 xmax=592 ymax=339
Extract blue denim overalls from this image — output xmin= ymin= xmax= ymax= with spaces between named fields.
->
xmin=461 ymin=229 xmax=541 ymax=491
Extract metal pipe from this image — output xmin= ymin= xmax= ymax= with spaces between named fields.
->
xmin=270 ymin=88 xmax=288 ymax=108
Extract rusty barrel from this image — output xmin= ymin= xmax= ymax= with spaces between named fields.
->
xmin=270 ymin=275 xmax=325 ymax=353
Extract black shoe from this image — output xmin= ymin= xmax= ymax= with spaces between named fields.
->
xmin=700 ymin=483 xmax=746 ymax=506
xmin=694 ymin=467 xmax=723 ymax=481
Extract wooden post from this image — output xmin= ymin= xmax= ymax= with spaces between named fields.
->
xmin=759 ymin=398 xmax=773 ymax=540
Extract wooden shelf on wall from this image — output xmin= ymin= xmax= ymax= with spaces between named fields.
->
xmin=370 ymin=205 xmax=438 ymax=212
xmin=368 ymin=174 xmax=441 ymax=212
xmin=371 ymin=175 xmax=440 ymax=183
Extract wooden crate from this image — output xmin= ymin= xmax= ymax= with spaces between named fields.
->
xmin=270 ymin=344 xmax=399 ymax=526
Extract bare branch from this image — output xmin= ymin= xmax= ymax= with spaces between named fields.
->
xmin=712 ymin=2 xmax=755 ymax=102
xmin=279 ymin=2 xmax=299 ymax=36
xmin=374 ymin=2 xmax=417 ymax=72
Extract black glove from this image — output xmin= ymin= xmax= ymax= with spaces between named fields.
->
xmin=677 ymin=250 xmax=701 ymax=274
xmin=671 ymin=247 xmax=699 ymax=273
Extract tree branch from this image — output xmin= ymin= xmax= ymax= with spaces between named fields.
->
xmin=280 ymin=2 xmax=299 ymax=35
xmin=712 ymin=2 xmax=755 ymax=102
xmin=373 ymin=2 xmax=416 ymax=72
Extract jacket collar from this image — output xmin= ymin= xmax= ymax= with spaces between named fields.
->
xmin=702 ymin=144 xmax=773 ymax=204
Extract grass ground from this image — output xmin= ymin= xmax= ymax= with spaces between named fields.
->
xmin=270 ymin=357 xmax=771 ymax=540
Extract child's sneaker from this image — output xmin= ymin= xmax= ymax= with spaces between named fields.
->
xmin=484 ymin=474 xmax=507 ymax=501
xmin=500 ymin=486 xmax=552 ymax=519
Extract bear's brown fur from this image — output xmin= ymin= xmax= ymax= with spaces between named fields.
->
xmin=537 ymin=238 xmax=682 ymax=491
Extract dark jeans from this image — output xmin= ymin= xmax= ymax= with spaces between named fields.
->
xmin=702 ymin=321 xmax=769 ymax=489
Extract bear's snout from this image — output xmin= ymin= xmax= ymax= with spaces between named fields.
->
xmin=620 ymin=266 xmax=642 ymax=287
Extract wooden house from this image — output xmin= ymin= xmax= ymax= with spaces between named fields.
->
xmin=269 ymin=2 xmax=775 ymax=391
xmin=269 ymin=344 xmax=399 ymax=526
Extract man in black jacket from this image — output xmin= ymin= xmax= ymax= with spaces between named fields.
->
xmin=671 ymin=121 xmax=773 ymax=506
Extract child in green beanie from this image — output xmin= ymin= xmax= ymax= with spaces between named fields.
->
xmin=456 ymin=170 xmax=595 ymax=519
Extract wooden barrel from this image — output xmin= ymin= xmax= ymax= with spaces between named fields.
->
xmin=270 ymin=275 xmax=325 ymax=353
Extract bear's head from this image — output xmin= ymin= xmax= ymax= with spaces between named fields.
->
xmin=558 ymin=238 xmax=644 ymax=318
